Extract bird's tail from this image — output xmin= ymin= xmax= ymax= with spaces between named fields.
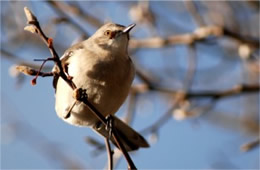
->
xmin=93 ymin=115 xmax=149 ymax=151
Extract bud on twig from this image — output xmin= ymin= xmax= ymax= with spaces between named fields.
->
xmin=24 ymin=25 xmax=38 ymax=34
xmin=24 ymin=7 xmax=37 ymax=24
xmin=16 ymin=65 xmax=38 ymax=76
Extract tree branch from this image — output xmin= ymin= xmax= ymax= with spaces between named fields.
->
xmin=186 ymin=84 xmax=260 ymax=99
xmin=129 ymin=25 xmax=223 ymax=48
xmin=105 ymin=138 xmax=113 ymax=170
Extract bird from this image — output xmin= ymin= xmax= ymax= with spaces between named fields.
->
xmin=52 ymin=22 xmax=149 ymax=151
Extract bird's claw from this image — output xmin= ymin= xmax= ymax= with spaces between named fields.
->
xmin=105 ymin=115 xmax=114 ymax=139
xmin=73 ymin=88 xmax=88 ymax=101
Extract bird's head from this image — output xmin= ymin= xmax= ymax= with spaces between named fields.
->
xmin=90 ymin=22 xmax=135 ymax=53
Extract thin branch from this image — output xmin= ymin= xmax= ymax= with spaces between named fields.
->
xmin=140 ymin=104 xmax=176 ymax=135
xmin=132 ymin=82 xmax=259 ymax=100
xmin=111 ymin=128 xmax=137 ymax=170
xmin=47 ymin=1 xmax=89 ymax=39
xmin=184 ymin=1 xmax=205 ymax=27
xmin=240 ymin=138 xmax=260 ymax=152
xmin=129 ymin=25 xmax=223 ymax=49
xmin=183 ymin=44 xmax=197 ymax=90
xmin=223 ymin=27 xmax=259 ymax=47
xmin=0 ymin=49 xmax=53 ymax=70
xmin=16 ymin=65 xmax=53 ymax=77
xmin=112 ymin=91 xmax=139 ymax=169
xmin=105 ymin=138 xmax=113 ymax=170
xmin=50 ymin=1 xmax=103 ymax=28
xmin=186 ymin=84 xmax=260 ymax=99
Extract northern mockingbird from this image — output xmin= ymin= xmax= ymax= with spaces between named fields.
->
xmin=53 ymin=22 xmax=149 ymax=151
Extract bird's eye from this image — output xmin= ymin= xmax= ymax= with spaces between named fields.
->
xmin=104 ymin=30 xmax=112 ymax=37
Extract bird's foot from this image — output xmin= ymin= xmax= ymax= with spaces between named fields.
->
xmin=73 ymin=88 xmax=88 ymax=101
xmin=105 ymin=115 xmax=114 ymax=139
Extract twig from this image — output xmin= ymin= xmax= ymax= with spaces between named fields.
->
xmin=23 ymin=7 xmax=137 ymax=170
xmin=140 ymin=104 xmax=176 ymax=135
xmin=132 ymin=81 xmax=259 ymax=100
xmin=223 ymin=27 xmax=259 ymax=47
xmin=1 ymin=49 xmax=53 ymax=71
xmin=49 ymin=1 xmax=103 ymax=28
xmin=186 ymin=84 xmax=260 ymax=99
xmin=240 ymin=138 xmax=259 ymax=152
xmin=47 ymin=1 xmax=89 ymax=39
xmin=111 ymin=129 xmax=137 ymax=170
xmin=111 ymin=91 xmax=138 ymax=169
xmin=16 ymin=65 xmax=53 ymax=77
xmin=184 ymin=1 xmax=205 ymax=27
xmin=105 ymin=138 xmax=113 ymax=170
xmin=183 ymin=44 xmax=197 ymax=90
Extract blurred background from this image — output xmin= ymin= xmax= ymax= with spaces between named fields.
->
xmin=1 ymin=1 xmax=259 ymax=169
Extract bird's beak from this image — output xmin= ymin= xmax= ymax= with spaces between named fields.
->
xmin=123 ymin=23 xmax=136 ymax=34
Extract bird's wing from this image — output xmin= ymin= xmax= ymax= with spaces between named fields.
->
xmin=52 ymin=42 xmax=85 ymax=91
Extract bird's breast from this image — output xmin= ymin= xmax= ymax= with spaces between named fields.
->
xmin=55 ymin=52 xmax=134 ymax=127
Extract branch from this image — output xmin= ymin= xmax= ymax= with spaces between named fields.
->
xmin=129 ymin=25 xmax=223 ymax=48
xmin=184 ymin=1 xmax=205 ymax=27
xmin=240 ymin=138 xmax=260 ymax=152
xmin=186 ymin=84 xmax=260 ymax=99
xmin=140 ymin=84 xmax=259 ymax=135
xmin=129 ymin=25 xmax=259 ymax=49
xmin=16 ymin=65 xmax=53 ymax=77
xmin=1 ymin=49 xmax=53 ymax=71
xmin=223 ymin=27 xmax=259 ymax=47
xmin=23 ymin=7 xmax=136 ymax=170
xmin=47 ymin=1 xmax=89 ymax=39
xmin=105 ymin=138 xmax=113 ymax=170
xmin=48 ymin=1 xmax=103 ymax=28
xmin=132 ymin=79 xmax=259 ymax=100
